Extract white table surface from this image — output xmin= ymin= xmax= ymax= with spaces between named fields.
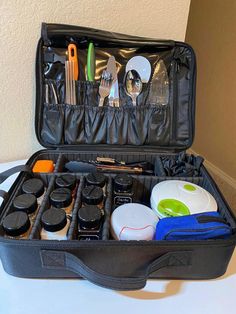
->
xmin=0 ymin=160 xmax=235 ymax=314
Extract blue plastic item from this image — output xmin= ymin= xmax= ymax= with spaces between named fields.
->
xmin=155 ymin=212 xmax=232 ymax=241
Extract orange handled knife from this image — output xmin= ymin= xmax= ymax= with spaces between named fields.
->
xmin=68 ymin=43 xmax=79 ymax=80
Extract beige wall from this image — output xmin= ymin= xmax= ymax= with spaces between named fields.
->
xmin=0 ymin=0 xmax=190 ymax=162
xmin=186 ymin=0 xmax=236 ymax=179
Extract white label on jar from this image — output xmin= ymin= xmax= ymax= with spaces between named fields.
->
xmin=40 ymin=219 xmax=70 ymax=240
xmin=37 ymin=190 xmax=46 ymax=206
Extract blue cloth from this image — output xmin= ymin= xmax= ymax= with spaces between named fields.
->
xmin=155 ymin=212 xmax=232 ymax=241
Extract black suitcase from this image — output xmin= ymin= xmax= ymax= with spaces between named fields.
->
xmin=0 ymin=23 xmax=235 ymax=291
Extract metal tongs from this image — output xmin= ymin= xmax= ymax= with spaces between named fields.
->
xmin=64 ymin=157 xmax=154 ymax=175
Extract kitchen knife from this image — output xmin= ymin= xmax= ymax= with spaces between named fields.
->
xmin=107 ymin=56 xmax=119 ymax=107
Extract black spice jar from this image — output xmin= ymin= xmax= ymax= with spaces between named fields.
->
xmin=40 ymin=208 xmax=70 ymax=240
xmin=78 ymin=205 xmax=103 ymax=240
xmin=49 ymin=188 xmax=73 ymax=215
xmin=85 ymin=173 xmax=106 ymax=188
xmin=113 ymin=174 xmax=134 ymax=207
xmin=85 ymin=173 xmax=107 ymax=194
xmin=82 ymin=186 xmax=104 ymax=209
xmin=13 ymin=194 xmax=38 ymax=222
xmin=2 ymin=211 xmax=31 ymax=239
xmin=55 ymin=174 xmax=77 ymax=197
xmin=22 ymin=178 xmax=45 ymax=205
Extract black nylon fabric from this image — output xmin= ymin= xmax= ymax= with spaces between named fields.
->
xmin=156 ymin=152 xmax=204 ymax=177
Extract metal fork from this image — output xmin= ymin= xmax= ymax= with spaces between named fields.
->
xmin=98 ymin=70 xmax=112 ymax=107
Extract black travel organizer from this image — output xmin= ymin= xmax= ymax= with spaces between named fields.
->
xmin=0 ymin=23 xmax=235 ymax=290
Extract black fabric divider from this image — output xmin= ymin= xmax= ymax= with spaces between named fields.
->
xmin=67 ymin=176 xmax=84 ymax=240
xmin=29 ymin=176 xmax=55 ymax=239
xmin=54 ymin=154 xmax=63 ymax=172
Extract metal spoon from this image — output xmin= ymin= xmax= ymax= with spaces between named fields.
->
xmin=124 ymin=70 xmax=143 ymax=106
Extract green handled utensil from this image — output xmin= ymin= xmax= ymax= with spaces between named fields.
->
xmin=87 ymin=42 xmax=95 ymax=81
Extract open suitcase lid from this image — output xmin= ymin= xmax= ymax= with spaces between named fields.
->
xmin=35 ymin=23 xmax=196 ymax=153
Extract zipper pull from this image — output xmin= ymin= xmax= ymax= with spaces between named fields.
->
xmin=41 ymin=22 xmax=51 ymax=46
xmin=197 ymin=214 xmax=229 ymax=225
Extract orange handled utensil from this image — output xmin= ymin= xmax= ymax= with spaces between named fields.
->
xmin=68 ymin=43 xmax=79 ymax=80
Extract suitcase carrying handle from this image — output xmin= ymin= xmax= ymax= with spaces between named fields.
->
xmin=41 ymin=250 xmax=192 ymax=290
xmin=0 ymin=190 xmax=9 ymax=209
xmin=0 ymin=165 xmax=31 ymax=184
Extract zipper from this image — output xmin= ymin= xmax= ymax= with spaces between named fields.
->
xmin=164 ymin=226 xmax=231 ymax=240
xmin=36 ymin=24 xmax=196 ymax=153
xmin=197 ymin=215 xmax=229 ymax=225
xmin=170 ymin=59 xmax=178 ymax=143
xmin=41 ymin=23 xmax=175 ymax=47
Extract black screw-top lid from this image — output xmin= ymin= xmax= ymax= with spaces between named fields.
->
xmin=55 ymin=174 xmax=77 ymax=191
xmin=49 ymin=188 xmax=72 ymax=208
xmin=41 ymin=208 xmax=67 ymax=232
xmin=82 ymin=186 xmax=103 ymax=205
xmin=85 ymin=173 xmax=106 ymax=188
xmin=78 ymin=205 xmax=102 ymax=229
xmin=22 ymin=178 xmax=44 ymax=198
xmin=114 ymin=174 xmax=133 ymax=192
xmin=13 ymin=194 xmax=38 ymax=215
xmin=3 ymin=211 xmax=30 ymax=237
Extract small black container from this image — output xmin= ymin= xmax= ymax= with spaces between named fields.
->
xmin=49 ymin=188 xmax=73 ymax=215
xmin=82 ymin=186 xmax=104 ymax=209
xmin=55 ymin=174 xmax=77 ymax=194
xmin=22 ymin=178 xmax=45 ymax=204
xmin=40 ymin=208 xmax=70 ymax=240
xmin=78 ymin=205 xmax=103 ymax=240
xmin=2 ymin=211 xmax=31 ymax=239
xmin=13 ymin=194 xmax=38 ymax=219
xmin=85 ymin=173 xmax=106 ymax=188
xmin=113 ymin=174 xmax=134 ymax=207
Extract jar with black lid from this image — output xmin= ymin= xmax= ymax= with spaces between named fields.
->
xmin=40 ymin=208 xmax=70 ymax=240
xmin=113 ymin=174 xmax=134 ymax=207
xmin=78 ymin=205 xmax=103 ymax=240
xmin=49 ymin=188 xmax=73 ymax=216
xmin=55 ymin=174 xmax=77 ymax=197
xmin=82 ymin=186 xmax=104 ymax=210
xmin=13 ymin=194 xmax=38 ymax=222
xmin=85 ymin=173 xmax=106 ymax=195
xmin=22 ymin=178 xmax=45 ymax=205
xmin=2 ymin=211 xmax=31 ymax=239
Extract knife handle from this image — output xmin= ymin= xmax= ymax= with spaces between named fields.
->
xmin=87 ymin=42 xmax=95 ymax=81
xmin=68 ymin=44 xmax=79 ymax=80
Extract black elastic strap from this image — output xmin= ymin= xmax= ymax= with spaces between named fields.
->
xmin=41 ymin=250 xmax=192 ymax=290
xmin=0 ymin=165 xmax=31 ymax=184
xmin=0 ymin=190 xmax=8 ymax=202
